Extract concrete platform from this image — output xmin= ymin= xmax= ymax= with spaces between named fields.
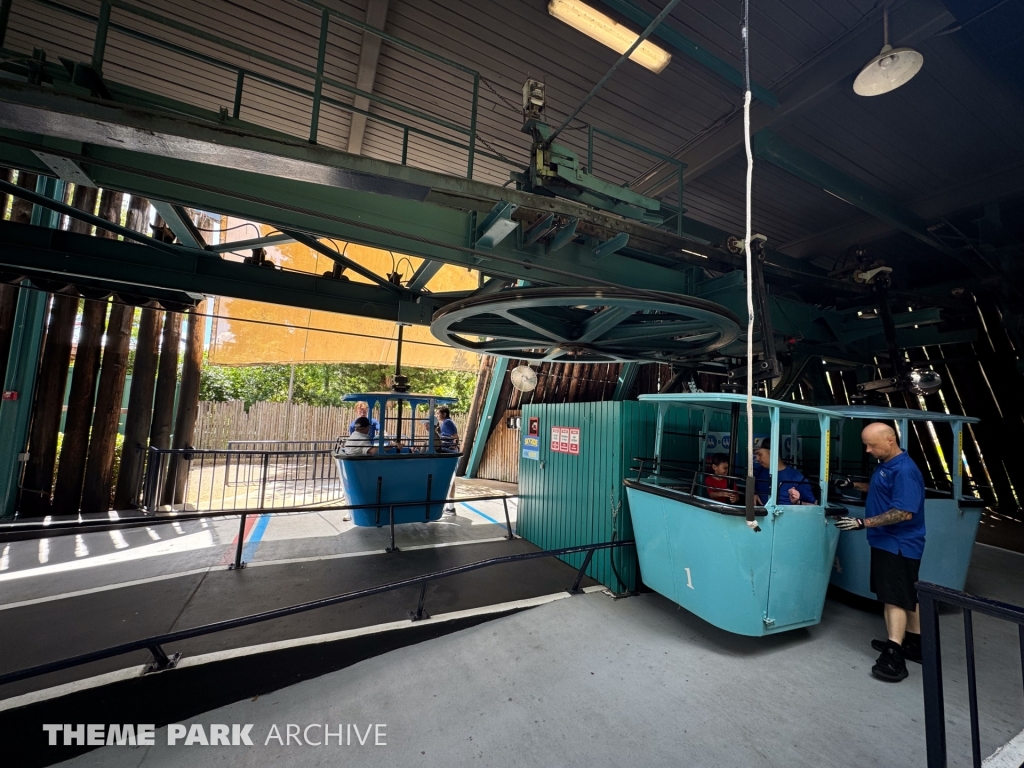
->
xmin=43 ymin=542 xmax=1024 ymax=768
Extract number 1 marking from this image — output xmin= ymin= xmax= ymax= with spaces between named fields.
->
xmin=684 ymin=567 xmax=694 ymax=589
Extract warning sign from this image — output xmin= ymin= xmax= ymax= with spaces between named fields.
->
xmin=550 ymin=426 xmax=581 ymax=455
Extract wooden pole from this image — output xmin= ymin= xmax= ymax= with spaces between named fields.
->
xmin=51 ymin=297 xmax=105 ymax=513
xmin=80 ymin=301 xmax=134 ymax=513
xmin=0 ymin=167 xmax=12 ymax=219
xmin=165 ymin=303 xmax=204 ymax=505
xmin=456 ymin=355 xmax=493 ymax=477
xmin=124 ymin=194 xmax=149 ymax=234
xmin=9 ymin=171 xmax=37 ymax=224
xmin=150 ymin=311 xmax=182 ymax=451
xmin=19 ymin=294 xmax=79 ymax=515
xmin=113 ymin=306 xmax=161 ymax=510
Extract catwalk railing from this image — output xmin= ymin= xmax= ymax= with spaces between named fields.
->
xmin=919 ymin=581 xmax=1024 ymax=768
xmin=139 ymin=445 xmax=343 ymax=513
xmin=0 ymin=538 xmax=632 ymax=688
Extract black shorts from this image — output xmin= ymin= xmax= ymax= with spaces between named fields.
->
xmin=870 ymin=547 xmax=921 ymax=611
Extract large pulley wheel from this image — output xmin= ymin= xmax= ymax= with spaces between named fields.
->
xmin=430 ymin=287 xmax=741 ymax=363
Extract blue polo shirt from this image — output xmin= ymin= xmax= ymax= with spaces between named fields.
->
xmin=865 ymin=450 xmax=926 ymax=559
xmin=754 ymin=465 xmax=817 ymax=505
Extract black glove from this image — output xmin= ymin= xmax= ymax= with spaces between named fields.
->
xmin=834 ymin=475 xmax=852 ymax=489
xmin=834 ymin=516 xmax=865 ymax=531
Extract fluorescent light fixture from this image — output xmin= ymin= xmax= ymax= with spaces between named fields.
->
xmin=548 ymin=0 xmax=672 ymax=74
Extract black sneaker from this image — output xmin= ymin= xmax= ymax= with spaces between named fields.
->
xmin=871 ymin=635 xmax=922 ymax=664
xmin=872 ymin=640 xmax=909 ymax=682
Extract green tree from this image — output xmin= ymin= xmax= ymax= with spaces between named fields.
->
xmin=199 ymin=361 xmax=476 ymax=412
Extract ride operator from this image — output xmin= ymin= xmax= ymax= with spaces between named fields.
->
xmin=834 ymin=422 xmax=927 ymax=683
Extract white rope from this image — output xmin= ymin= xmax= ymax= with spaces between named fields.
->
xmin=743 ymin=89 xmax=758 ymax=531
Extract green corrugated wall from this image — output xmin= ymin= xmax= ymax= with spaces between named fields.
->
xmin=519 ymin=401 xmax=663 ymax=592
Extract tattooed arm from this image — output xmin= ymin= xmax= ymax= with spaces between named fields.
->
xmin=864 ymin=508 xmax=913 ymax=527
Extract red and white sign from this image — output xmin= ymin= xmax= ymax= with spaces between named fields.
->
xmin=550 ymin=426 xmax=582 ymax=455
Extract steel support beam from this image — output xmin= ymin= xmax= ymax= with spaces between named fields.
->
xmin=150 ymin=200 xmax=206 ymax=249
xmin=0 ymin=175 xmax=64 ymax=518
xmin=347 ymin=0 xmax=390 ymax=155
xmin=464 ymin=356 xmax=509 ymax=479
xmin=632 ymin=0 xmax=954 ymax=196
xmin=208 ymin=233 xmax=296 ymax=253
xmin=779 ymin=161 xmax=1024 ymax=259
xmin=595 ymin=0 xmax=778 ymax=108
xmin=753 ymin=129 xmax=986 ymax=276
xmin=612 ymin=362 xmax=639 ymax=400
xmin=407 ymin=260 xmax=443 ymax=291
xmin=283 ymin=229 xmax=406 ymax=294
xmin=0 ymin=222 xmax=443 ymax=324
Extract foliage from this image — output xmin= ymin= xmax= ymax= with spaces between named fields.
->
xmin=199 ymin=361 xmax=475 ymax=412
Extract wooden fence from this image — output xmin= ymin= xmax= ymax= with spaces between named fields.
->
xmin=194 ymin=401 xmax=468 ymax=449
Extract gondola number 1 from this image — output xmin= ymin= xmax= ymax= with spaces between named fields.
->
xmin=684 ymin=567 xmax=694 ymax=589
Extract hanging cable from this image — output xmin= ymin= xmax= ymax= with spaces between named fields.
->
xmin=741 ymin=0 xmax=760 ymax=532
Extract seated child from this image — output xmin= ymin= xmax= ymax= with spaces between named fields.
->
xmin=705 ymin=453 xmax=739 ymax=503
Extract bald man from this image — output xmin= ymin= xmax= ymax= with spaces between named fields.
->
xmin=834 ymin=422 xmax=926 ymax=683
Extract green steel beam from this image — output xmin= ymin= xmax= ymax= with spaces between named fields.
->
xmin=612 ymin=362 xmax=639 ymax=400
xmin=0 ymin=175 xmax=64 ymax=517
xmin=753 ymin=129 xmax=984 ymax=274
xmin=0 ymin=221 xmax=446 ymax=324
xmin=464 ymin=356 xmax=509 ymax=479
xmin=150 ymin=200 xmax=205 ymax=248
xmin=595 ymin=0 xmax=779 ymax=108
xmin=284 ymin=229 xmax=406 ymax=294
xmin=208 ymin=234 xmax=296 ymax=253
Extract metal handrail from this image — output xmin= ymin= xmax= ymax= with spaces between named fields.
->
xmin=919 ymin=581 xmax=1024 ymax=768
xmin=0 ymin=538 xmax=632 ymax=687
xmin=0 ymin=492 xmax=516 ymax=536
xmin=11 ymin=0 xmax=489 ymax=175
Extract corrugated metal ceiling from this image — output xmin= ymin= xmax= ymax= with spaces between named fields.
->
xmin=5 ymin=0 xmax=1021 ymax=263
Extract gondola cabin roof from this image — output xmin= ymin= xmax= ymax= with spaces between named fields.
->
xmin=638 ymin=393 xmax=838 ymax=419
xmin=342 ymin=392 xmax=459 ymax=409
xmin=819 ymin=405 xmax=979 ymax=424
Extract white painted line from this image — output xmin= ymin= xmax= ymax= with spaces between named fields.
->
xmin=0 ymin=537 xmax=514 ymax=610
xmin=984 ymin=727 xmax=1024 ymax=768
xmin=0 ymin=665 xmax=149 ymax=713
xmin=0 ymin=586 xmax=606 ymax=711
xmin=976 ymin=542 xmax=1024 ymax=558
xmin=0 ymin=530 xmax=215 ymax=583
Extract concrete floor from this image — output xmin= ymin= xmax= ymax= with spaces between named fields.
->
xmin=57 ymin=542 xmax=1024 ymax=768
xmin=0 ymin=487 xmax=517 ymax=606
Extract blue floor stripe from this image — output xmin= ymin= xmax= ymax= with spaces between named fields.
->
xmin=459 ymin=502 xmax=515 ymax=533
xmin=241 ymin=514 xmax=271 ymax=561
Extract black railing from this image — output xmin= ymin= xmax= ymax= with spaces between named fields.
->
xmin=0 ymin=493 xmax=519 ymax=564
xmin=0 ymin=538 xmax=633 ymax=688
xmin=140 ymin=445 xmax=342 ymax=513
xmin=919 ymin=581 xmax=1024 ymax=768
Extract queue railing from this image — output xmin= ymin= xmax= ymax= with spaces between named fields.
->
xmin=919 ymin=581 xmax=1024 ymax=768
xmin=0 ymin=537 xmax=632 ymax=688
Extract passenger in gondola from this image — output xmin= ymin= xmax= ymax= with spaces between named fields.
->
xmin=705 ymin=453 xmax=739 ymax=503
xmin=348 ymin=402 xmax=380 ymax=441
xmin=435 ymin=406 xmax=459 ymax=453
xmin=753 ymin=438 xmax=817 ymax=505
xmin=344 ymin=417 xmax=404 ymax=456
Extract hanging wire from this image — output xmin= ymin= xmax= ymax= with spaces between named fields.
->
xmin=742 ymin=0 xmax=759 ymax=532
